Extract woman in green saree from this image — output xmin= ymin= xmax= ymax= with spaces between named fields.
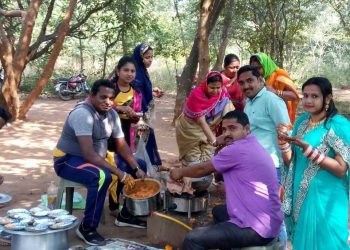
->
xmin=277 ymin=77 xmax=350 ymax=250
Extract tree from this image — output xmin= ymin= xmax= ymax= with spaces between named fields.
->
xmin=212 ymin=0 xmax=236 ymax=70
xmin=19 ymin=0 xmax=78 ymax=118
xmin=0 ymin=0 xmax=113 ymax=120
xmin=328 ymin=0 xmax=350 ymax=37
xmin=173 ymin=0 xmax=225 ymax=122
xmin=234 ymin=0 xmax=315 ymax=67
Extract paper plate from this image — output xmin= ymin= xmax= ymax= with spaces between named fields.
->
xmin=49 ymin=221 xmax=73 ymax=230
xmin=33 ymin=218 xmax=55 ymax=226
xmin=25 ymin=224 xmax=48 ymax=233
xmin=7 ymin=208 xmax=29 ymax=217
xmin=0 ymin=217 xmax=14 ymax=225
xmin=30 ymin=207 xmax=49 ymax=217
xmin=4 ymin=222 xmax=26 ymax=231
xmin=0 ymin=193 xmax=12 ymax=208
xmin=48 ymin=209 xmax=69 ymax=218
xmin=9 ymin=213 xmax=33 ymax=222
xmin=54 ymin=215 xmax=77 ymax=223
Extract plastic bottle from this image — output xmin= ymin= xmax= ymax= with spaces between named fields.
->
xmin=47 ymin=181 xmax=58 ymax=210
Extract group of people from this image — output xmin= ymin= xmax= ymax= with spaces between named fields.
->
xmin=172 ymin=53 xmax=350 ymax=250
xmin=51 ymin=41 xmax=349 ymax=250
xmin=53 ymin=44 xmax=164 ymax=246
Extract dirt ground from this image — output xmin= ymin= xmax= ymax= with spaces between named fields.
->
xmin=0 ymin=89 xmax=349 ymax=249
xmin=0 ymin=95 xmax=180 ymax=249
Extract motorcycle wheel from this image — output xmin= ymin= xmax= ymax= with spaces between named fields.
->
xmin=58 ymin=83 xmax=73 ymax=101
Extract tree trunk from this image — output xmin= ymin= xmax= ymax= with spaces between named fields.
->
xmin=0 ymin=0 xmax=42 ymax=119
xmin=19 ymin=0 xmax=78 ymax=119
xmin=213 ymin=0 xmax=235 ymax=71
xmin=13 ymin=0 xmax=42 ymax=87
xmin=173 ymin=0 xmax=225 ymax=123
xmin=79 ymin=36 xmax=84 ymax=71
xmin=197 ymin=0 xmax=213 ymax=83
xmin=173 ymin=0 xmax=188 ymax=58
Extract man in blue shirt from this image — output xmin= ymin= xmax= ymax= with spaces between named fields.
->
xmin=237 ymin=65 xmax=290 ymax=176
xmin=237 ymin=65 xmax=290 ymax=249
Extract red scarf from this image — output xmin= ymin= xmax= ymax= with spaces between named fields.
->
xmin=184 ymin=71 xmax=228 ymax=119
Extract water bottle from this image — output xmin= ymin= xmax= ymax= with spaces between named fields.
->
xmin=47 ymin=181 xmax=58 ymax=210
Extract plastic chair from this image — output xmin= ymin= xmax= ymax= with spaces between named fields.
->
xmin=56 ymin=178 xmax=105 ymax=223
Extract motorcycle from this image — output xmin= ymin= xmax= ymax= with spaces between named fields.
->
xmin=54 ymin=69 xmax=90 ymax=101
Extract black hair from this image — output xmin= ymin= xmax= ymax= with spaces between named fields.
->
xmin=0 ymin=107 xmax=12 ymax=124
xmin=237 ymin=65 xmax=260 ymax=79
xmin=222 ymin=110 xmax=250 ymax=126
xmin=302 ymin=77 xmax=338 ymax=128
xmin=249 ymin=55 xmax=261 ymax=65
xmin=207 ymin=74 xmax=222 ymax=85
xmin=110 ymin=56 xmax=136 ymax=86
xmin=224 ymin=53 xmax=240 ymax=68
xmin=141 ymin=44 xmax=153 ymax=56
xmin=90 ymin=79 xmax=116 ymax=97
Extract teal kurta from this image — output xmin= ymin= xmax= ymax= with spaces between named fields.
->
xmin=282 ymin=113 xmax=350 ymax=250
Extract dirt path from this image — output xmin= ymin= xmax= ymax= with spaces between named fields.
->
xmin=0 ymin=89 xmax=349 ymax=248
xmin=0 ymin=95 xmax=178 ymax=248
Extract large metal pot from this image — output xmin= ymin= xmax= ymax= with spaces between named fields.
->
xmin=191 ymin=175 xmax=213 ymax=192
xmin=123 ymin=178 xmax=161 ymax=216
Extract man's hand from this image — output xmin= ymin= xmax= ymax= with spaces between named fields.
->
xmin=136 ymin=169 xmax=146 ymax=179
xmin=169 ymin=168 xmax=183 ymax=181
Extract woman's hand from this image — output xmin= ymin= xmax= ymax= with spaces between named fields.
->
xmin=135 ymin=168 xmax=146 ymax=179
xmin=266 ymin=85 xmax=276 ymax=94
xmin=118 ymin=106 xmax=137 ymax=118
xmin=152 ymin=87 xmax=164 ymax=98
xmin=276 ymin=123 xmax=291 ymax=144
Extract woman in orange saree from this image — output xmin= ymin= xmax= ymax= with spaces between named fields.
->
xmin=250 ymin=52 xmax=299 ymax=124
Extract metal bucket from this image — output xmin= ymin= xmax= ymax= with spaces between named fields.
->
xmin=123 ymin=178 xmax=161 ymax=216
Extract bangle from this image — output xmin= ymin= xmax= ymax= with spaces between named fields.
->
xmin=281 ymin=145 xmax=291 ymax=153
xmin=135 ymin=164 xmax=140 ymax=171
xmin=211 ymin=139 xmax=217 ymax=146
xmin=278 ymin=143 xmax=290 ymax=150
xmin=302 ymin=145 xmax=313 ymax=157
xmin=315 ymin=153 xmax=325 ymax=165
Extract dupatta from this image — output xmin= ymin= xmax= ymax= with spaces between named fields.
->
xmin=184 ymin=71 xmax=229 ymax=120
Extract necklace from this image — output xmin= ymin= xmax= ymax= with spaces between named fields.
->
xmin=302 ymin=116 xmax=326 ymax=135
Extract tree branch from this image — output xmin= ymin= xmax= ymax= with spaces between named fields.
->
xmin=27 ymin=0 xmax=56 ymax=61
xmin=28 ymin=0 xmax=113 ymax=62
xmin=0 ymin=8 xmax=26 ymax=20
xmin=13 ymin=0 xmax=42 ymax=78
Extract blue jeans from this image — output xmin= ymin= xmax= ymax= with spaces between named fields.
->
xmin=54 ymin=154 xmax=112 ymax=229
xmin=183 ymin=205 xmax=274 ymax=250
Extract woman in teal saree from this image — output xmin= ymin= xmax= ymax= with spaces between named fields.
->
xmin=277 ymin=77 xmax=350 ymax=250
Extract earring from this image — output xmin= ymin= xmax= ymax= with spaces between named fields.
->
xmin=325 ymin=102 xmax=329 ymax=111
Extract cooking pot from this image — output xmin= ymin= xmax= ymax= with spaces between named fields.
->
xmin=160 ymin=172 xmax=213 ymax=192
xmin=123 ymin=178 xmax=161 ymax=216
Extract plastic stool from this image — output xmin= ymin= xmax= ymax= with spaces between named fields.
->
xmin=56 ymin=178 xmax=105 ymax=224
